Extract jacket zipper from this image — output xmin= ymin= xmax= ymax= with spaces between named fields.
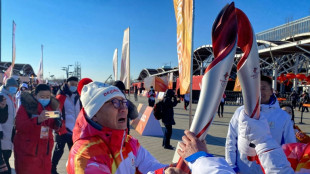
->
xmin=120 ymin=130 xmax=130 ymax=172
xmin=35 ymin=144 xmax=38 ymax=156
xmin=46 ymin=139 xmax=49 ymax=155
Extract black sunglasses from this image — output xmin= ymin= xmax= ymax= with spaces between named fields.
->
xmin=108 ymin=98 xmax=128 ymax=109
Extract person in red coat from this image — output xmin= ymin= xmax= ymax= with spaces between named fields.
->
xmin=13 ymin=84 xmax=63 ymax=174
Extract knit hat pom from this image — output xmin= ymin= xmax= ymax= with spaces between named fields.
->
xmin=77 ymin=78 xmax=93 ymax=95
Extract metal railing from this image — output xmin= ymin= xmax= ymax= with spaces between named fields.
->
xmin=225 ymin=91 xmax=243 ymax=105
xmin=256 ymin=16 xmax=310 ymax=41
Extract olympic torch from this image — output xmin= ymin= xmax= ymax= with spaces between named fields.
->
xmin=176 ymin=2 xmax=238 ymax=171
xmin=235 ymin=8 xmax=261 ymax=161
xmin=235 ymin=8 xmax=260 ymax=120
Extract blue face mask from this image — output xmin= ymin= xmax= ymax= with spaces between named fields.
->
xmin=38 ymin=98 xmax=50 ymax=107
xmin=69 ymin=86 xmax=77 ymax=93
xmin=8 ymin=87 xmax=18 ymax=94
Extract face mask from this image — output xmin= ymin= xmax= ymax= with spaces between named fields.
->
xmin=38 ymin=98 xmax=50 ymax=107
xmin=8 ymin=87 xmax=18 ymax=94
xmin=69 ymin=86 xmax=77 ymax=93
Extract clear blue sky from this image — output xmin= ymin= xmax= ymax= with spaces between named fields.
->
xmin=1 ymin=0 xmax=310 ymax=82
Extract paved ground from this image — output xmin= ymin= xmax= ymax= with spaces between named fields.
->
xmin=9 ymin=95 xmax=310 ymax=173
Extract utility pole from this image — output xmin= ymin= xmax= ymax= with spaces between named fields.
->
xmin=61 ymin=65 xmax=72 ymax=79
xmin=0 ymin=0 xmax=2 ymax=62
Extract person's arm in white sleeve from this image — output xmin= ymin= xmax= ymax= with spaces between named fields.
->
xmin=225 ymin=109 xmax=240 ymax=172
xmin=282 ymin=114 xmax=296 ymax=144
xmin=185 ymin=152 xmax=235 ymax=174
xmin=172 ymin=130 xmax=235 ymax=174
xmin=257 ymin=148 xmax=294 ymax=174
xmin=238 ymin=110 xmax=294 ymax=174
xmin=135 ymin=145 xmax=167 ymax=174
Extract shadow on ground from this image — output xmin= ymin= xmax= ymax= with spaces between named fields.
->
xmin=166 ymin=128 xmax=226 ymax=147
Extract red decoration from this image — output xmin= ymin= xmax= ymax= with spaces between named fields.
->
xmin=296 ymin=73 xmax=306 ymax=81
xmin=286 ymin=73 xmax=296 ymax=80
xmin=277 ymin=74 xmax=287 ymax=83
xmin=306 ymin=75 xmax=310 ymax=82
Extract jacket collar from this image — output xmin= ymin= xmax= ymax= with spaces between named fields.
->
xmin=261 ymin=100 xmax=280 ymax=111
xmin=73 ymin=109 xmax=127 ymax=152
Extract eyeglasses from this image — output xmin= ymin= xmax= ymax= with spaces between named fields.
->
xmin=108 ymin=98 xmax=128 ymax=109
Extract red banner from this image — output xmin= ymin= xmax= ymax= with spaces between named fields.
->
xmin=177 ymin=75 xmax=203 ymax=91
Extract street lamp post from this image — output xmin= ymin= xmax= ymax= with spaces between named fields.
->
xmin=61 ymin=65 xmax=73 ymax=79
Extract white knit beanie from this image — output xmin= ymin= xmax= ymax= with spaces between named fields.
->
xmin=80 ymin=82 xmax=126 ymax=119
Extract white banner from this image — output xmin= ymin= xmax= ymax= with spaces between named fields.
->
xmin=120 ymin=27 xmax=130 ymax=89
xmin=37 ymin=45 xmax=44 ymax=84
xmin=113 ymin=48 xmax=118 ymax=81
xmin=10 ymin=21 xmax=16 ymax=77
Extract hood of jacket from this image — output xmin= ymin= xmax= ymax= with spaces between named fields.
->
xmin=20 ymin=92 xmax=59 ymax=115
xmin=73 ymin=108 xmax=127 ymax=152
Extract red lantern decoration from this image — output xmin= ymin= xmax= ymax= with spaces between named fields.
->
xmin=306 ymin=75 xmax=310 ymax=83
xmin=296 ymin=73 xmax=306 ymax=81
xmin=277 ymin=74 xmax=287 ymax=83
xmin=286 ymin=73 xmax=296 ymax=80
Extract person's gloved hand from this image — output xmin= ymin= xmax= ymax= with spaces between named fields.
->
xmin=238 ymin=110 xmax=279 ymax=155
xmin=237 ymin=136 xmax=256 ymax=156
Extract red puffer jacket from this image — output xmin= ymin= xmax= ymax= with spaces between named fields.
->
xmin=13 ymin=93 xmax=62 ymax=174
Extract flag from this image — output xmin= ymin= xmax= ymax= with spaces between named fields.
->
xmin=2 ymin=65 xmax=13 ymax=83
xmin=37 ymin=45 xmax=44 ymax=84
xmin=3 ymin=21 xmax=17 ymax=83
xmin=233 ymin=76 xmax=242 ymax=91
xmin=10 ymin=21 xmax=16 ymax=77
xmin=113 ymin=48 xmax=118 ymax=81
xmin=173 ymin=0 xmax=193 ymax=94
xmin=168 ymin=72 xmax=174 ymax=89
xmin=120 ymin=28 xmax=130 ymax=89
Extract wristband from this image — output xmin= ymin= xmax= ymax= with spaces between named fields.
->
xmin=185 ymin=151 xmax=213 ymax=163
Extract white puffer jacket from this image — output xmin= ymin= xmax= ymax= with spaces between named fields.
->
xmin=0 ymin=86 xmax=16 ymax=150
xmin=225 ymin=101 xmax=296 ymax=174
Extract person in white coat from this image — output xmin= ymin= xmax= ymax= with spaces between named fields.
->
xmin=225 ymin=75 xmax=296 ymax=174
xmin=0 ymin=77 xmax=18 ymax=174
xmin=15 ymin=83 xmax=28 ymax=110
xmin=51 ymin=76 xmax=81 ymax=174
xmin=237 ymin=110 xmax=295 ymax=174
xmin=180 ymin=112 xmax=296 ymax=174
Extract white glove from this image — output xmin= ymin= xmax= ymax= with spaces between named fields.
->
xmin=238 ymin=110 xmax=279 ymax=155
xmin=237 ymin=136 xmax=256 ymax=156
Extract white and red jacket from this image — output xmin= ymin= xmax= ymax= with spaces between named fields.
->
xmin=67 ymin=109 xmax=167 ymax=174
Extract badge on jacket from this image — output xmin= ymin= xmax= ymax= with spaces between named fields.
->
xmin=40 ymin=126 xmax=49 ymax=139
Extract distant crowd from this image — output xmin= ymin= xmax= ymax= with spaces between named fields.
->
xmin=0 ymin=75 xmax=309 ymax=174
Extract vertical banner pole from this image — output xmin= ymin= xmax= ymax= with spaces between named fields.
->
xmin=189 ymin=0 xmax=195 ymax=127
